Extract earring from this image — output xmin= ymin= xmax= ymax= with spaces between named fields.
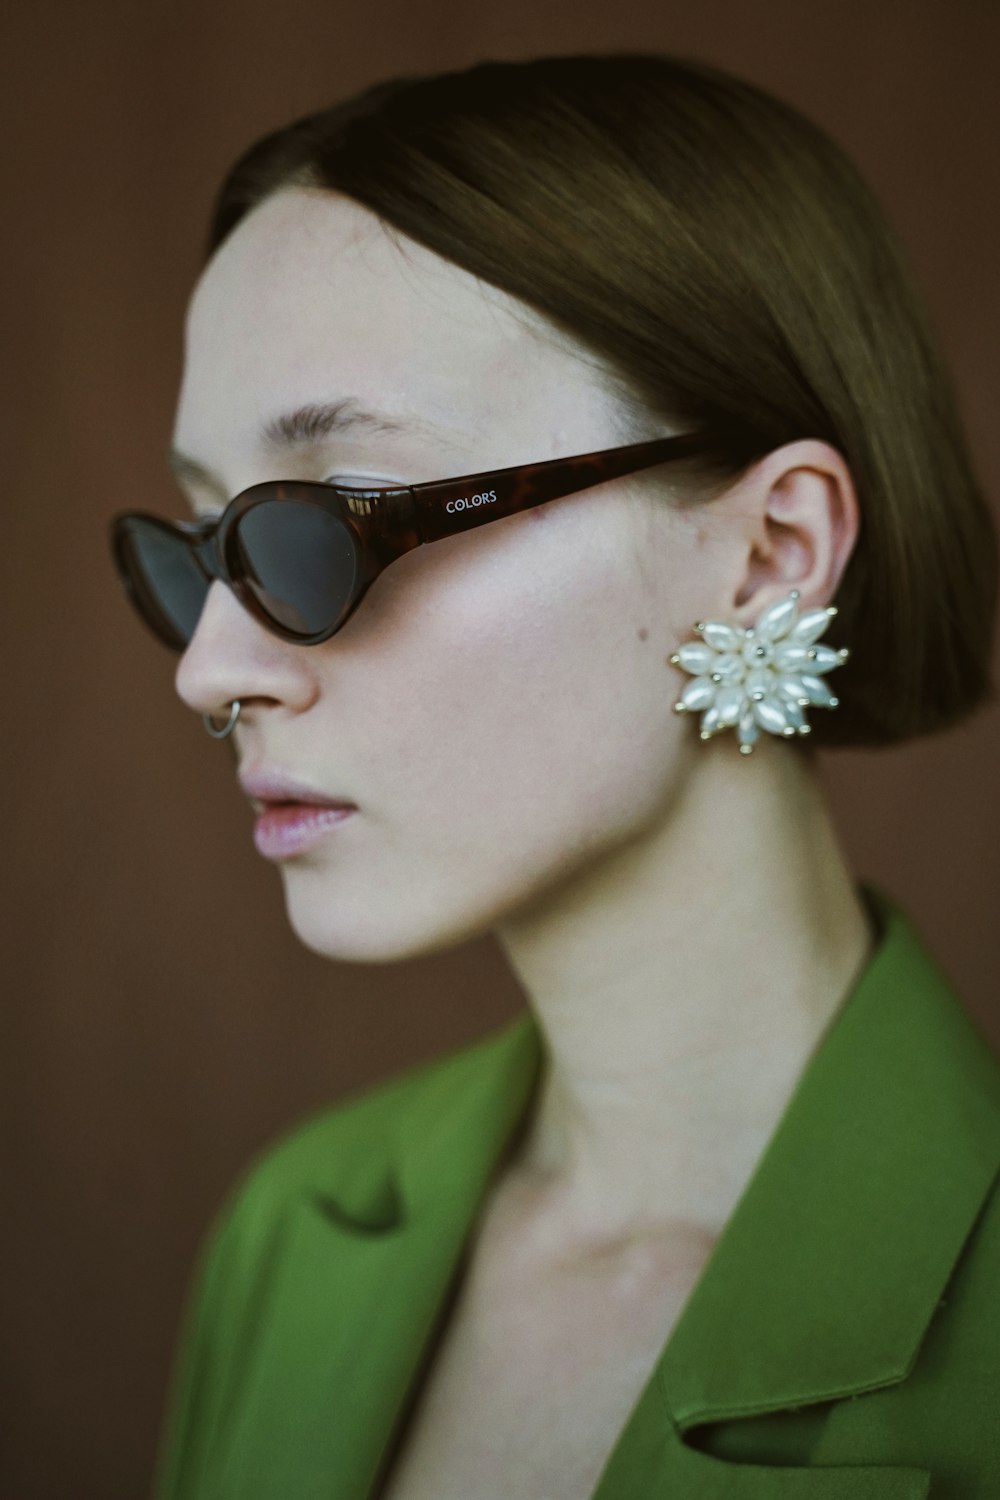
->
xmin=669 ymin=588 xmax=849 ymax=756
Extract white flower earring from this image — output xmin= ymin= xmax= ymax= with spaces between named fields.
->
xmin=669 ymin=588 xmax=849 ymax=756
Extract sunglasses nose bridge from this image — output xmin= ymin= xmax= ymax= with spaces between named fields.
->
xmin=192 ymin=526 xmax=229 ymax=586
xmin=182 ymin=527 xmax=241 ymax=643
xmin=180 ymin=525 xmax=251 ymax=648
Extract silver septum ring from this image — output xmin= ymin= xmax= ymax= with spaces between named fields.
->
xmin=203 ymin=701 xmax=241 ymax=739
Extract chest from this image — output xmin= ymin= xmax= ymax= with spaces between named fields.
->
xmin=374 ymin=1218 xmax=713 ymax=1500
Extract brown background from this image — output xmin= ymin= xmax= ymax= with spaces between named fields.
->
xmin=3 ymin=1 xmax=999 ymax=1496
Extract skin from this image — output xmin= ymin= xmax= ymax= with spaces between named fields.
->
xmin=172 ymin=185 xmax=875 ymax=1265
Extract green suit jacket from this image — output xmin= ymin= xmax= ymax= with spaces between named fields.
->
xmin=153 ymin=882 xmax=1000 ymax=1498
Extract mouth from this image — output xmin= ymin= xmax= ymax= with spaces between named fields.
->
xmin=250 ymin=796 xmax=356 ymax=816
xmin=251 ymin=798 xmax=357 ymax=860
xmin=240 ymin=767 xmax=356 ymax=814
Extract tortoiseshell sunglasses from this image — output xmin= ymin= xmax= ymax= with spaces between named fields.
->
xmin=108 ymin=431 xmax=715 ymax=651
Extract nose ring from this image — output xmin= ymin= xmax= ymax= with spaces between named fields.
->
xmin=203 ymin=701 xmax=241 ymax=739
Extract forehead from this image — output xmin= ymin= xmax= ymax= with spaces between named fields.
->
xmin=174 ymin=187 xmax=597 ymax=456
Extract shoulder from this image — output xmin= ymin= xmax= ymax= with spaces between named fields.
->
xmin=209 ymin=1015 xmax=527 ymax=1236
xmin=152 ymin=1023 xmax=520 ymax=1497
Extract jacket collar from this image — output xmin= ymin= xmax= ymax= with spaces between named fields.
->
xmin=376 ymin=880 xmax=1000 ymax=1432
xmin=654 ymin=879 xmax=1000 ymax=1431
xmin=233 ymin=881 xmax=1000 ymax=1495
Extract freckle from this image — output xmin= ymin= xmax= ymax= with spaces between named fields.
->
xmin=637 ymin=627 xmax=649 ymax=641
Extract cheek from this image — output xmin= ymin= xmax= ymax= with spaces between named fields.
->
xmin=354 ymin=519 xmax=683 ymax=871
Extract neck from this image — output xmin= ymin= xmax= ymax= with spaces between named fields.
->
xmin=493 ymin=737 xmax=876 ymax=1258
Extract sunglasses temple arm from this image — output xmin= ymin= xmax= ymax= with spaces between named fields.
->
xmin=411 ymin=435 xmax=707 ymax=544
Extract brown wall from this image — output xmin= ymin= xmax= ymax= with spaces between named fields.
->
xmin=3 ymin=2 xmax=998 ymax=1495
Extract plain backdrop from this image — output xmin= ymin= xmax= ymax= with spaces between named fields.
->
xmin=2 ymin=2 xmax=998 ymax=1495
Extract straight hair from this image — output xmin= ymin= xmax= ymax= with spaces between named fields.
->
xmin=202 ymin=51 xmax=998 ymax=749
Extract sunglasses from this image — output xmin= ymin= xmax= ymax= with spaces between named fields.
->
xmin=108 ymin=431 xmax=717 ymax=651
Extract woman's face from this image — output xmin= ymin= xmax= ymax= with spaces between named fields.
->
xmin=172 ymin=186 xmax=723 ymax=962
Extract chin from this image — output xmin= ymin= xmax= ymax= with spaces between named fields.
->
xmin=279 ymin=880 xmax=502 ymax=967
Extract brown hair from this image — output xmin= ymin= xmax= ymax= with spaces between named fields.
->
xmin=202 ymin=51 xmax=997 ymax=749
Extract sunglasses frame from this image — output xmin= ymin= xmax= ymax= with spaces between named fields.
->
xmin=109 ymin=430 xmax=720 ymax=651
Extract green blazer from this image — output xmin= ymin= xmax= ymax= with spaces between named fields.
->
xmin=153 ymin=882 xmax=1000 ymax=1498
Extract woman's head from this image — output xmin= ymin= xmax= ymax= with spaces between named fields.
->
xmin=170 ymin=52 xmax=996 ymax=962
xmin=196 ymin=51 xmax=998 ymax=749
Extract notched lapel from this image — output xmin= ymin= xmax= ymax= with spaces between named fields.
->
xmin=666 ymin=1433 xmax=931 ymax=1499
xmin=655 ymin=883 xmax=1000 ymax=1444
xmin=595 ymin=1331 xmax=931 ymax=1500
xmin=216 ymin=1013 xmax=543 ymax=1500
xmin=309 ymin=1168 xmax=406 ymax=1235
xmin=216 ymin=1169 xmax=473 ymax=1499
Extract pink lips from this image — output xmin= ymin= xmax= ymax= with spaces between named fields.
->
xmin=252 ymin=802 xmax=355 ymax=859
xmin=239 ymin=767 xmax=357 ymax=859
xmin=239 ymin=768 xmax=355 ymax=809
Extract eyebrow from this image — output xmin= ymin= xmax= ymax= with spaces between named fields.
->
xmin=167 ymin=398 xmax=441 ymax=493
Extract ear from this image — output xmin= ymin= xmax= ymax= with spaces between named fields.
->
xmin=729 ymin=439 xmax=861 ymax=622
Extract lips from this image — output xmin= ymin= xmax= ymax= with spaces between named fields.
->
xmin=239 ymin=767 xmax=356 ymax=812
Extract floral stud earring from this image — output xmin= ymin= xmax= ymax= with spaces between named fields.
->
xmin=669 ymin=588 xmax=849 ymax=756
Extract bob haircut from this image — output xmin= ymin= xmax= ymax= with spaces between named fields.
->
xmin=201 ymin=51 xmax=998 ymax=749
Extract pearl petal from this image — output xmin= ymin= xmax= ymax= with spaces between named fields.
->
xmin=771 ymin=643 xmax=813 ymax=672
xmin=679 ymin=675 xmax=716 ymax=710
xmin=700 ymin=621 xmax=744 ymax=652
xmin=774 ymin=674 xmax=808 ymax=704
xmin=799 ymin=673 xmax=837 ymax=706
xmin=755 ymin=593 xmax=798 ymax=642
xmin=801 ymin=643 xmax=846 ymax=674
xmin=674 ymin=641 xmax=716 ymax=674
xmin=738 ymin=705 xmax=760 ymax=749
xmin=753 ymin=694 xmax=790 ymax=733
xmin=778 ymin=696 xmax=807 ymax=730
xmin=789 ymin=607 xmax=834 ymax=646
xmin=700 ymin=703 xmax=722 ymax=736
xmin=714 ymin=684 xmax=745 ymax=725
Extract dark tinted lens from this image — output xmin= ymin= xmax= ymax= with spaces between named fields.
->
xmin=123 ymin=521 xmax=208 ymax=649
xmin=234 ymin=499 xmax=360 ymax=636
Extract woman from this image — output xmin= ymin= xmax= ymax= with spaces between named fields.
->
xmin=109 ymin=52 xmax=1000 ymax=1499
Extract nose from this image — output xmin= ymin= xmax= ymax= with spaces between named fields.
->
xmin=173 ymin=577 xmax=270 ymax=720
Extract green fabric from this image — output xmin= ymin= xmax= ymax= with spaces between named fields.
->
xmin=152 ymin=882 xmax=1000 ymax=1498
